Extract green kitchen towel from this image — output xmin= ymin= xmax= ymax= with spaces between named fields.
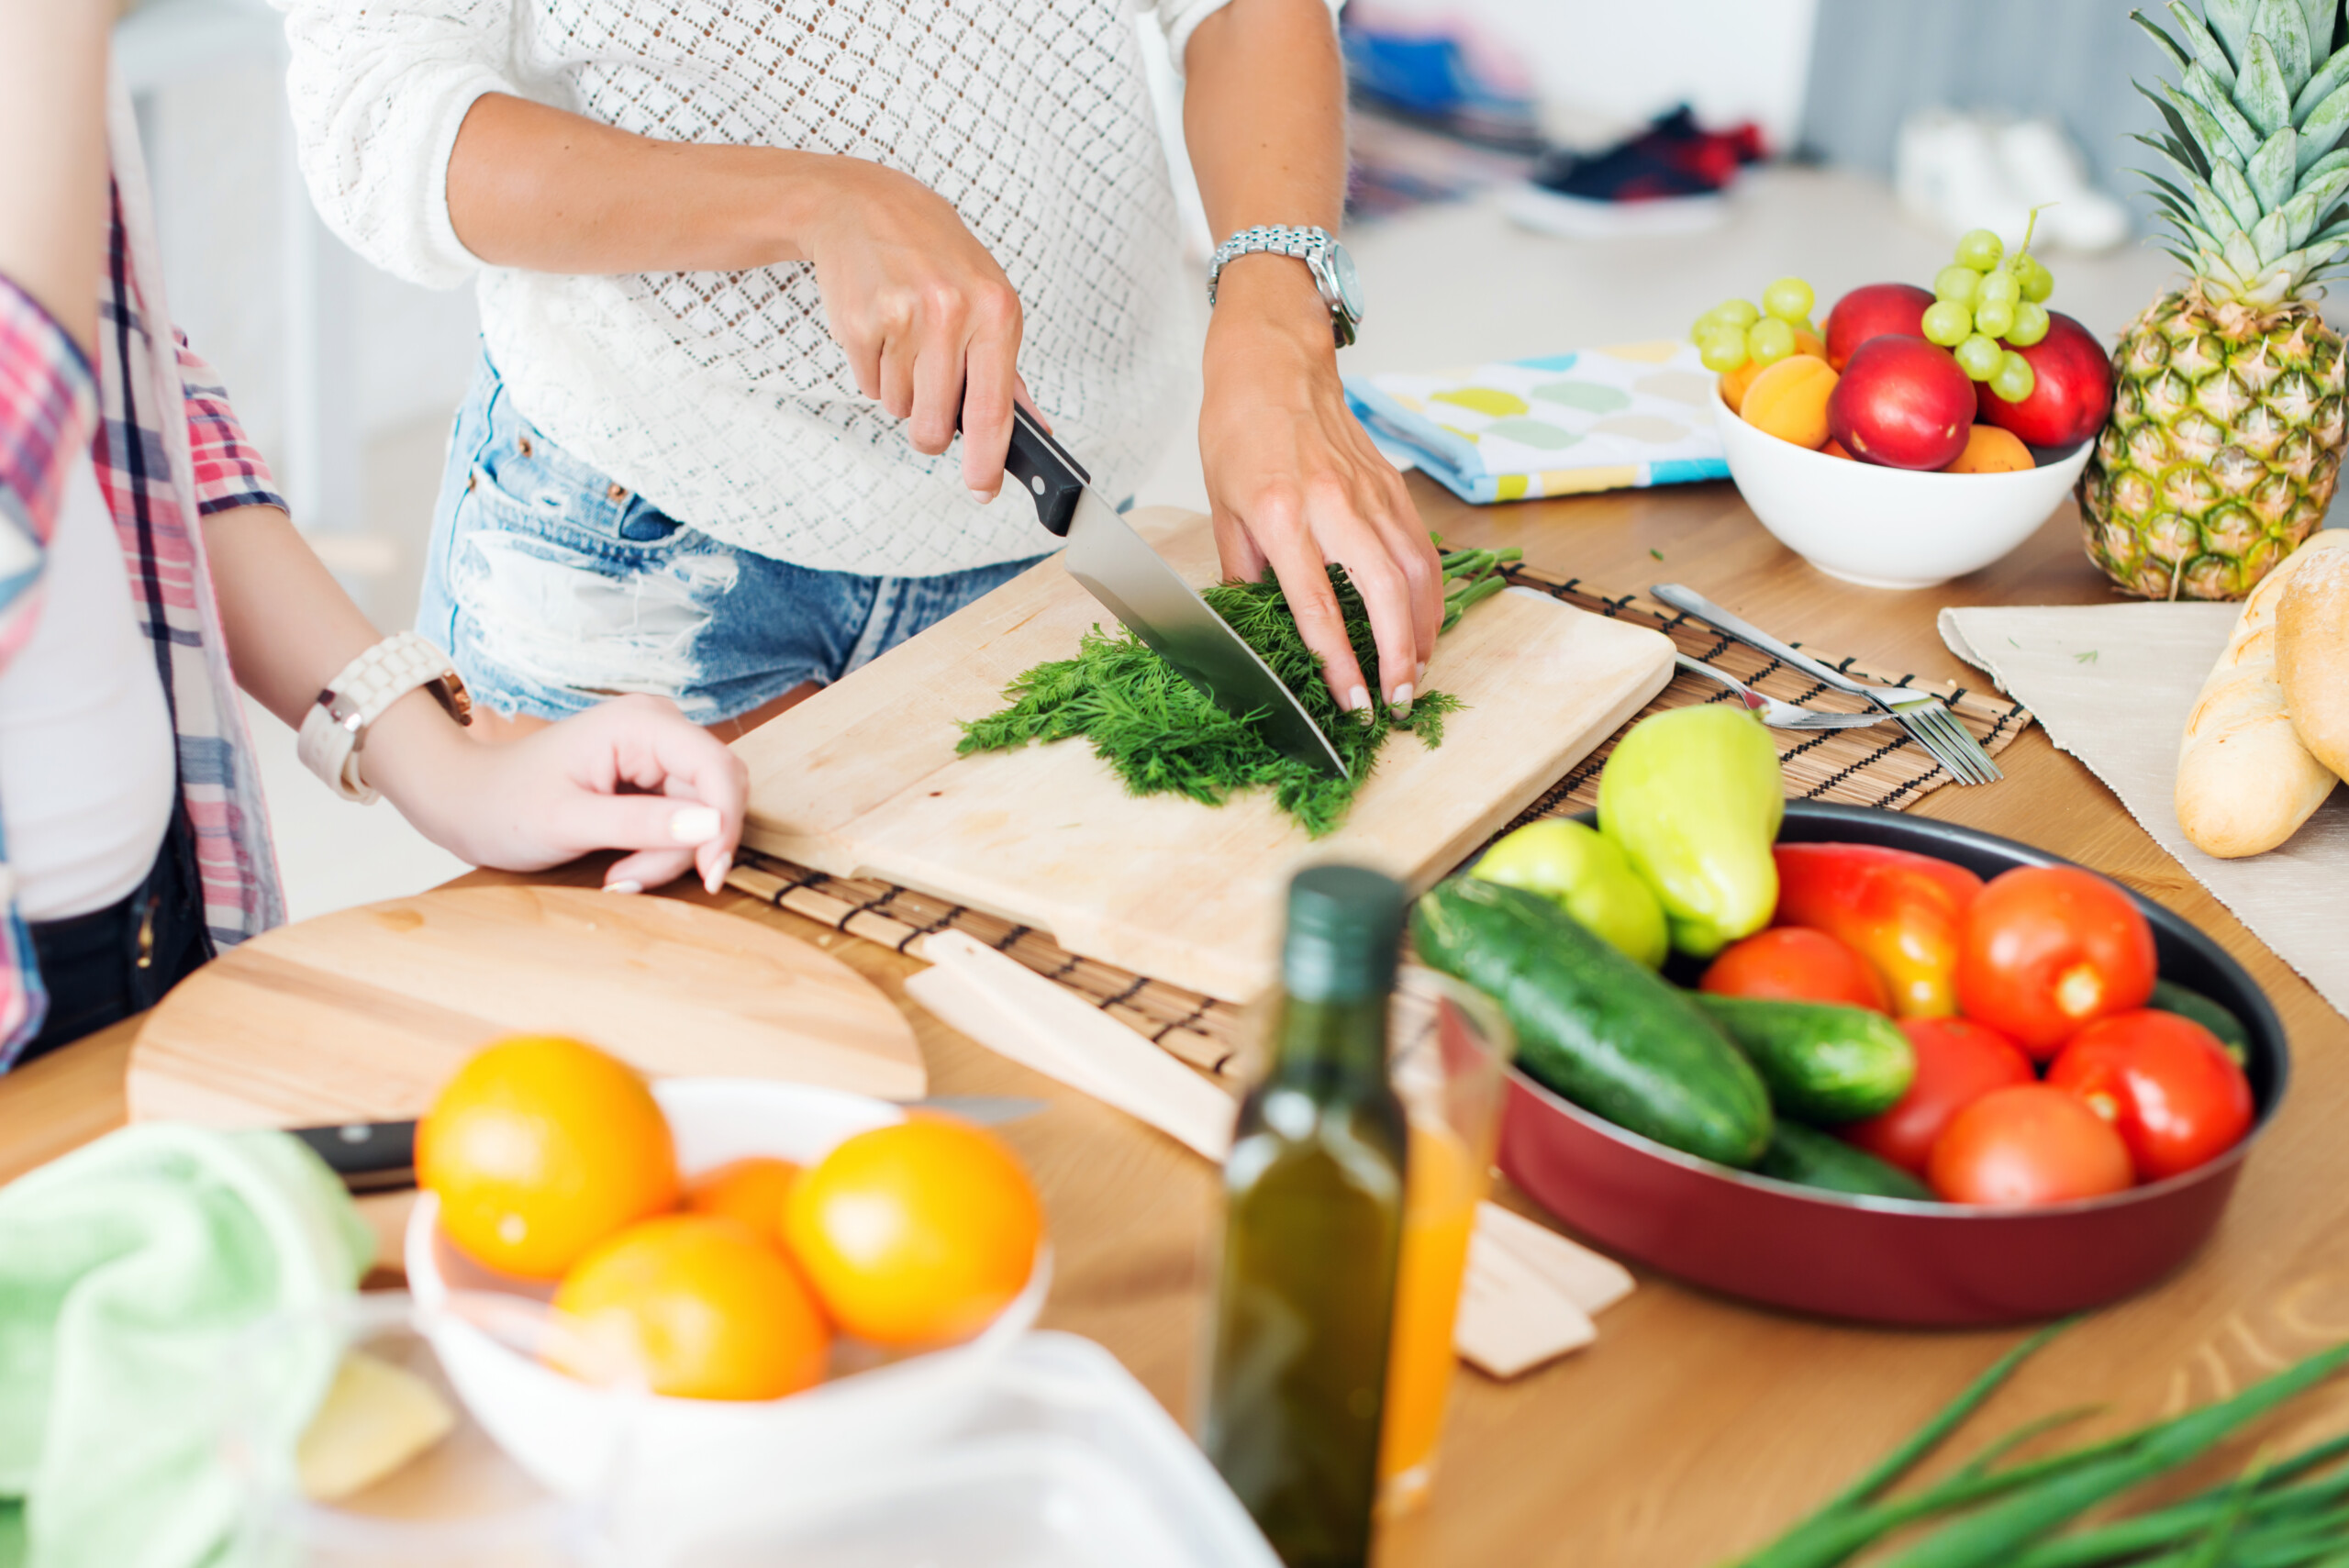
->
xmin=0 ymin=1125 xmax=372 ymax=1568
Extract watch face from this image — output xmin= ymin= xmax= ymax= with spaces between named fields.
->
xmin=1330 ymin=242 xmax=1365 ymax=322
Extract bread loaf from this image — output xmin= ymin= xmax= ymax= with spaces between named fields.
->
xmin=2175 ymin=532 xmax=2346 ymax=859
xmin=2277 ymin=539 xmax=2349 ymax=779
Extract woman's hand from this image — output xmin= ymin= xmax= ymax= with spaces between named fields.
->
xmin=368 ymin=694 xmax=749 ymax=895
xmin=801 ymin=159 xmax=1028 ymax=503
xmin=1198 ymin=258 xmax=1442 ymax=713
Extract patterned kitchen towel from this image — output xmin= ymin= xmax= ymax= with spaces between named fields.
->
xmin=1345 ymin=339 xmax=1729 ymax=504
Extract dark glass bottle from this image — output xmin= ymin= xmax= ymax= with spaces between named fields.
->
xmin=1201 ymin=865 xmax=1409 ymax=1568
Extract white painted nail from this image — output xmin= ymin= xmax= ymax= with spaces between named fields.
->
xmin=1418 ymin=661 xmax=1428 ymax=683
xmin=603 ymin=879 xmax=643 ymax=895
xmin=970 ymin=487 xmax=995 ymax=506
xmin=1391 ymin=683 xmax=1415 ymax=717
xmin=707 ymin=852 xmax=733 ymax=893
xmin=1348 ymin=684 xmax=1370 ymax=713
xmin=668 ymin=806 xmax=722 ymax=845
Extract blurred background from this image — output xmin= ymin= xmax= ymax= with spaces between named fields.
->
xmin=117 ymin=0 xmax=2207 ymax=916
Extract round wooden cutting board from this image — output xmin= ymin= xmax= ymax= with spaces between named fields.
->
xmin=128 ymin=884 xmax=926 ymax=1127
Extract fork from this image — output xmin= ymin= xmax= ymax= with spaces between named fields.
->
xmin=1650 ymin=584 xmax=2003 ymax=784
xmin=1673 ymin=655 xmax=1892 ymax=731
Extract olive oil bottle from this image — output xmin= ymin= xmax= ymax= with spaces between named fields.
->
xmin=1201 ymin=865 xmax=1408 ymax=1568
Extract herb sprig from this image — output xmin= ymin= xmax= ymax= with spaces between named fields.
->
xmin=957 ymin=545 xmax=1517 ymax=837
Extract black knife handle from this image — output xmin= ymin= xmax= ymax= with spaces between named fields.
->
xmin=291 ymin=1118 xmax=417 ymax=1195
xmin=999 ymin=405 xmax=1088 ymax=538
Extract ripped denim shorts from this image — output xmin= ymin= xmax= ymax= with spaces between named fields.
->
xmin=417 ymin=348 xmax=1046 ymax=725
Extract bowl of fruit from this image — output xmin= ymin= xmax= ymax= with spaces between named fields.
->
xmin=1700 ymin=228 xmax=2114 ymax=589
xmin=1416 ymin=710 xmax=2280 ymax=1326
xmin=403 ymin=1044 xmax=1050 ymax=1512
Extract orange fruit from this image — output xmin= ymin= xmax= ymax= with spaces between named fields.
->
xmin=784 ymin=1118 xmax=1043 ymax=1347
xmin=1820 ymin=439 xmax=1856 ymax=461
xmin=1740 ymin=354 xmax=1837 ymax=450
xmin=684 ymin=1156 xmax=800 ymax=1250
xmin=417 ymin=1035 xmax=679 ymax=1280
xmin=1941 ymin=424 xmax=2034 ymax=473
xmin=554 ymin=1214 xmax=830 ymax=1401
xmin=1719 ymin=330 xmax=1825 ymax=415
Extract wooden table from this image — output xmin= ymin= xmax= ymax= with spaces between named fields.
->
xmin=7 ymin=476 xmax=2347 ymax=1565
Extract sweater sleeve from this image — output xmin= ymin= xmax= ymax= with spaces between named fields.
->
xmin=0 ymin=273 xmax=98 ymax=666
xmin=267 ymin=0 xmax=518 ymax=290
xmin=1149 ymin=0 xmax=1341 ymax=74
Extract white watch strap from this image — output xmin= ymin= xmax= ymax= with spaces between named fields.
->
xmin=296 ymin=631 xmax=463 ymax=805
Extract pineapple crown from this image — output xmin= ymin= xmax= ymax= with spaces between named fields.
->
xmin=2132 ymin=0 xmax=2349 ymax=310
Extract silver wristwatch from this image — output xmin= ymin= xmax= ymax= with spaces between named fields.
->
xmin=1206 ymin=224 xmax=1365 ymax=347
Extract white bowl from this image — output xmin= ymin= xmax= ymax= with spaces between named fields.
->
xmin=406 ymin=1078 xmax=1052 ymax=1515
xmin=1712 ymin=382 xmax=2092 ymax=589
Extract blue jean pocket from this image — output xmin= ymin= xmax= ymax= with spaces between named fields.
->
xmin=468 ymin=402 xmax=682 ymax=560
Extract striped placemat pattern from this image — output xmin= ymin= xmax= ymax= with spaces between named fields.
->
xmin=725 ymin=572 xmax=2033 ymax=1079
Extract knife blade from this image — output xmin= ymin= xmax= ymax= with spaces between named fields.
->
xmin=289 ymin=1095 xmax=1050 ymax=1195
xmin=1000 ymin=406 xmax=1348 ymax=778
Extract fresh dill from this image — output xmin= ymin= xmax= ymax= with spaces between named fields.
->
xmin=958 ymin=546 xmax=1517 ymax=837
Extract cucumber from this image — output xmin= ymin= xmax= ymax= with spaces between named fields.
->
xmin=1757 ymin=1121 xmax=1934 ymax=1201
xmin=1690 ymin=995 xmax=1916 ymax=1124
xmin=2150 ymin=978 xmax=2250 ymax=1063
xmin=1412 ymin=878 xmax=1772 ymax=1168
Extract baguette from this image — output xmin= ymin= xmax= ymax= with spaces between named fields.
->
xmin=2277 ymin=539 xmax=2349 ymax=778
xmin=2175 ymin=532 xmax=2346 ymax=859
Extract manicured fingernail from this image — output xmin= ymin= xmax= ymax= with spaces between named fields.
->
xmin=669 ymin=806 xmax=722 ymax=845
xmin=1390 ymin=683 xmax=1415 ymax=717
xmin=603 ymin=879 xmax=643 ymax=895
xmin=1348 ymin=684 xmax=1370 ymax=713
xmin=707 ymin=852 xmax=732 ymax=894
xmin=1418 ymin=661 xmax=1428 ymax=682
xmin=970 ymin=487 xmax=995 ymax=506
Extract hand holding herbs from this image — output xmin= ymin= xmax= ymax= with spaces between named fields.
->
xmin=958 ymin=545 xmax=1517 ymax=837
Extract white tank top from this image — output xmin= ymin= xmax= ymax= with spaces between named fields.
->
xmin=0 ymin=461 xmax=178 ymax=920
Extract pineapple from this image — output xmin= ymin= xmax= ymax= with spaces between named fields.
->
xmin=2082 ymin=0 xmax=2349 ymax=600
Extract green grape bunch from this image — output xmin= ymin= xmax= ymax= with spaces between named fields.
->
xmin=1690 ymin=276 xmax=1820 ymax=373
xmin=1920 ymin=207 xmax=2057 ymax=403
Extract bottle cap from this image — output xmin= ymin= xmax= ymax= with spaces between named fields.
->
xmin=1282 ymin=865 xmax=1406 ymax=1004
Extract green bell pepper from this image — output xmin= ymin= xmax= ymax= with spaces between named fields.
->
xmin=1470 ymin=818 xmax=1670 ymax=969
xmin=1597 ymin=706 xmax=1784 ymax=959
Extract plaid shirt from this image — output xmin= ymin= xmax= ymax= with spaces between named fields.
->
xmin=0 ymin=183 xmax=285 ymax=1063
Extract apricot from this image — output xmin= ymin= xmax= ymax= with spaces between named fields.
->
xmin=1719 ymin=330 xmax=1824 ymax=415
xmin=1940 ymin=424 xmax=2034 ymax=473
xmin=1820 ymin=439 xmax=1855 ymax=461
xmin=1740 ymin=354 xmax=1837 ymax=450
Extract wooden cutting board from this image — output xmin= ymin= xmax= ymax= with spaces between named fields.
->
xmin=127 ymin=884 xmax=926 ymax=1127
xmin=738 ymin=508 xmax=1674 ymax=1000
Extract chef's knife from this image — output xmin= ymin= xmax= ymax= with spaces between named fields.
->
xmin=292 ymin=1095 xmax=1050 ymax=1195
xmin=998 ymin=406 xmax=1348 ymax=778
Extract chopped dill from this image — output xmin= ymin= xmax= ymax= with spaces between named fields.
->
xmin=958 ymin=546 xmax=1516 ymax=837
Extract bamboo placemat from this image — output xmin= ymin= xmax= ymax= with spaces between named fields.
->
xmin=725 ymin=570 xmax=2033 ymax=1080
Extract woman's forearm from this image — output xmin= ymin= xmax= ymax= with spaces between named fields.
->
xmin=446 ymin=92 xmax=839 ymax=273
xmin=1180 ymin=0 xmax=1348 ymax=244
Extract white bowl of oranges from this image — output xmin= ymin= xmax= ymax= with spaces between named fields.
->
xmin=403 ymin=1036 xmax=1050 ymax=1512
xmin=1700 ymin=261 xmax=2102 ymax=590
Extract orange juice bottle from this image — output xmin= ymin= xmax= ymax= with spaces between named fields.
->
xmin=1376 ymin=1118 xmax=1486 ymax=1510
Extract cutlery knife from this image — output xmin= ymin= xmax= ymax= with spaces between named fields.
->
xmin=291 ymin=1094 xmax=1051 ymax=1195
xmin=998 ymin=406 xmax=1348 ymax=778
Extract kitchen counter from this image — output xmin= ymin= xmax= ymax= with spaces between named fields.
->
xmin=8 ymin=473 xmax=2346 ymax=1566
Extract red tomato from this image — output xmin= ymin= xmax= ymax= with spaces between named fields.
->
xmin=1928 ymin=1084 xmax=2135 ymax=1206
xmin=1955 ymin=867 xmax=2156 ymax=1057
xmin=1840 ymin=1018 xmax=2035 ymax=1174
xmin=2045 ymin=1010 xmax=2254 ymax=1183
xmin=1700 ymin=928 xmax=1891 ymax=1011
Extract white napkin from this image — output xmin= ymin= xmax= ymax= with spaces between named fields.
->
xmin=1940 ymin=601 xmax=2349 ymax=1020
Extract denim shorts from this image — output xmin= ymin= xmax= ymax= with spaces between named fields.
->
xmin=417 ymin=349 xmax=1046 ymax=725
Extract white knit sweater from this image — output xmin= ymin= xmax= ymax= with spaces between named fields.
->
xmin=272 ymin=0 xmax=1297 ymax=575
